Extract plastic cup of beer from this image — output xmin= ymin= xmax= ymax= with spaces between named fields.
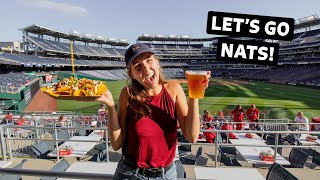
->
xmin=186 ymin=71 xmax=207 ymax=99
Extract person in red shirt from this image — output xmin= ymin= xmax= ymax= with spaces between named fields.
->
xmin=2 ymin=112 xmax=13 ymax=124
xmin=16 ymin=115 xmax=25 ymax=126
xmin=231 ymin=105 xmax=245 ymax=130
xmin=203 ymin=123 xmax=216 ymax=143
xmin=97 ymin=43 xmax=211 ymax=179
xmin=220 ymin=120 xmax=237 ymax=139
xmin=218 ymin=110 xmax=224 ymax=119
xmin=246 ymin=104 xmax=260 ymax=130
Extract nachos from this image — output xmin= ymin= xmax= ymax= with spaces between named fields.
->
xmin=41 ymin=77 xmax=107 ymax=97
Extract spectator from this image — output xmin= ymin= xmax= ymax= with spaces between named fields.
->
xmin=311 ymin=117 xmax=320 ymax=131
xmin=218 ymin=110 xmax=224 ymax=119
xmin=203 ymin=123 xmax=216 ymax=143
xmin=97 ymin=104 xmax=107 ymax=127
xmin=231 ymin=105 xmax=245 ymax=130
xmin=56 ymin=115 xmax=66 ymax=127
xmin=83 ymin=116 xmax=91 ymax=125
xmin=221 ymin=120 xmax=237 ymax=139
xmin=246 ymin=104 xmax=260 ymax=130
xmin=2 ymin=112 xmax=13 ymax=124
xmin=16 ymin=115 xmax=25 ymax=126
xmin=202 ymin=110 xmax=213 ymax=122
xmin=294 ymin=112 xmax=309 ymax=131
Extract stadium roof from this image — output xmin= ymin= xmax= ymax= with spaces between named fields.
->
xmin=294 ymin=14 xmax=320 ymax=29
xmin=137 ymin=34 xmax=215 ymax=42
xmin=20 ymin=24 xmax=129 ymax=46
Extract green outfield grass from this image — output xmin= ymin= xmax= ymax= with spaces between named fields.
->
xmin=58 ymin=79 xmax=320 ymax=120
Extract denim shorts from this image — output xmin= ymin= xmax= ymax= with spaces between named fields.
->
xmin=113 ymin=158 xmax=177 ymax=180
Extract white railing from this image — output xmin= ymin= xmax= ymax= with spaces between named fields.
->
xmin=0 ymin=122 xmax=319 ymax=174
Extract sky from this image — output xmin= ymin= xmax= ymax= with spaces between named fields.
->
xmin=1 ymin=0 xmax=320 ymax=44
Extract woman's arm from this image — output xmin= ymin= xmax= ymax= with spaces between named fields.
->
xmin=175 ymin=72 xmax=210 ymax=143
xmin=98 ymin=87 xmax=128 ymax=151
xmin=175 ymin=82 xmax=200 ymax=143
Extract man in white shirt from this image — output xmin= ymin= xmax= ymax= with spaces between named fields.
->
xmin=294 ymin=112 xmax=309 ymax=131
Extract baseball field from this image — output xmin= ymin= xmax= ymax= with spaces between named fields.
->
xmin=57 ymin=79 xmax=320 ymax=120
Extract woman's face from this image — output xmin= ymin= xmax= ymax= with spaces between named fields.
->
xmin=130 ymin=53 xmax=160 ymax=90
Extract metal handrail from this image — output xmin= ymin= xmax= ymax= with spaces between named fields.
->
xmin=2 ymin=125 xmax=320 ymax=168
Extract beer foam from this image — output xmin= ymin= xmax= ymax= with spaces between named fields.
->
xmin=187 ymin=71 xmax=207 ymax=75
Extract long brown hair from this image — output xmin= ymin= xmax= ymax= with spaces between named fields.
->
xmin=127 ymin=55 xmax=167 ymax=120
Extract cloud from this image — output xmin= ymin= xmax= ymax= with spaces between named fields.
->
xmin=25 ymin=0 xmax=88 ymax=16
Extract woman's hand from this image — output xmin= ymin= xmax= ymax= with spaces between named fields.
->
xmin=97 ymin=90 xmax=115 ymax=107
xmin=185 ymin=71 xmax=211 ymax=89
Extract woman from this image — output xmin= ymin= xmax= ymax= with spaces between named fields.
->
xmin=97 ymin=43 xmax=210 ymax=179
xmin=203 ymin=123 xmax=216 ymax=143
xmin=231 ymin=105 xmax=245 ymax=130
xmin=202 ymin=110 xmax=213 ymax=122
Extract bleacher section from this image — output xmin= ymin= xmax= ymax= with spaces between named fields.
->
xmin=0 ymin=72 xmax=36 ymax=92
xmin=77 ymin=68 xmax=184 ymax=80
xmin=0 ymin=52 xmax=188 ymax=69
xmin=1 ymin=23 xmax=320 ymax=93
xmin=0 ymin=53 xmax=124 ymax=67
xmin=145 ymin=43 xmax=213 ymax=62
xmin=25 ymin=36 xmax=124 ymax=57
xmin=245 ymin=67 xmax=320 ymax=86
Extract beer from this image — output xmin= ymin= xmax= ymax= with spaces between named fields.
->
xmin=187 ymin=71 xmax=207 ymax=99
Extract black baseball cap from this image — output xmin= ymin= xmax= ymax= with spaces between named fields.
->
xmin=125 ymin=43 xmax=155 ymax=67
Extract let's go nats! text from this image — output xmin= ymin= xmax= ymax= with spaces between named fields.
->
xmin=206 ymin=11 xmax=295 ymax=66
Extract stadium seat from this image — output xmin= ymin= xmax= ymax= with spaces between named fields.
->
xmin=30 ymin=141 xmax=52 ymax=159
xmin=40 ymin=158 xmax=70 ymax=180
xmin=179 ymin=147 xmax=203 ymax=165
xmin=284 ymin=148 xmax=308 ymax=168
xmin=219 ymin=148 xmax=241 ymax=166
xmin=0 ymin=159 xmax=28 ymax=180
xmin=266 ymin=135 xmax=284 ymax=155
xmin=266 ymin=163 xmax=298 ymax=180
